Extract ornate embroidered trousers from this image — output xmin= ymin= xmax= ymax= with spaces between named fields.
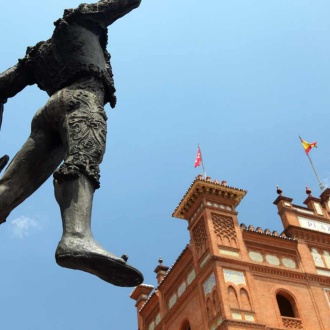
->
xmin=33 ymin=77 xmax=107 ymax=188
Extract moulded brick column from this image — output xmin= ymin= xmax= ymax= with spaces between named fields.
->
xmin=130 ymin=284 xmax=154 ymax=330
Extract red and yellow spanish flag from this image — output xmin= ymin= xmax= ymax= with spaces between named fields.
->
xmin=300 ymin=136 xmax=317 ymax=154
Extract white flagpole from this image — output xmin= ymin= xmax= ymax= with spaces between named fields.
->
xmin=306 ymin=153 xmax=325 ymax=192
xmin=198 ymin=144 xmax=206 ymax=179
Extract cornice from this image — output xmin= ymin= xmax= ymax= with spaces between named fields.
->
xmin=250 ymin=265 xmax=306 ymax=281
xmin=306 ymin=273 xmax=330 ymax=285
xmin=172 ymin=177 xmax=246 ymax=220
xmin=241 ymin=224 xmax=297 ymax=243
xmin=285 ymin=226 xmax=330 ymax=245
xmin=250 ymin=265 xmax=330 ymax=285
xmin=273 ymin=195 xmax=293 ymax=205
xmin=243 ymin=238 xmax=298 ymax=255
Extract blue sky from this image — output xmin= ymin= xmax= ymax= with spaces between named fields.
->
xmin=1 ymin=0 xmax=330 ymax=329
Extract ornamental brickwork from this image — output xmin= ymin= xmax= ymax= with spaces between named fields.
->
xmin=130 ymin=176 xmax=330 ymax=330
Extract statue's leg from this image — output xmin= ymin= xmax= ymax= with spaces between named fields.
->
xmin=53 ymin=87 xmax=143 ymax=287
xmin=0 ymin=103 xmax=63 ymax=224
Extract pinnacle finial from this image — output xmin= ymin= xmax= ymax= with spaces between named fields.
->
xmin=276 ymin=185 xmax=282 ymax=195
xmin=158 ymin=257 xmax=163 ymax=264
xmin=306 ymin=186 xmax=312 ymax=196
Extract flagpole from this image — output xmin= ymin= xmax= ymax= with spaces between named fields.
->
xmin=198 ymin=144 xmax=206 ymax=179
xmin=306 ymin=153 xmax=325 ymax=192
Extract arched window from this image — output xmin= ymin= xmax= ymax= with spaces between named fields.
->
xmin=213 ymin=291 xmax=220 ymax=313
xmin=206 ymin=297 xmax=214 ymax=320
xmin=228 ymin=286 xmax=239 ymax=309
xmin=276 ymin=293 xmax=298 ymax=318
xmin=181 ymin=319 xmax=191 ymax=330
xmin=240 ymin=288 xmax=252 ymax=311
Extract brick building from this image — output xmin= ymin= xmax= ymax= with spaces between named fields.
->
xmin=130 ymin=175 xmax=330 ymax=330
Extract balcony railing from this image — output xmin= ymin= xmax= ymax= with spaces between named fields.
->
xmin=282 ymin=316 xmax=303 ymax=329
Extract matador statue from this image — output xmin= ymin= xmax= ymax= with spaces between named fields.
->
xmin=0 ymin=0 xmax=143 ymax=287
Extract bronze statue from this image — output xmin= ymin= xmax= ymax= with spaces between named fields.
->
xmin=0 ymin=0 xmax=143 ymax=287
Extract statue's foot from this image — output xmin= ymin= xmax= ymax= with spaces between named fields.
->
xmin=55 ymin=236 xmax=143 ymax=287
xmin=0 ymin=214 xmax=8 ymax=225
xmin=0 ymin=209 xmax=10 ymax=225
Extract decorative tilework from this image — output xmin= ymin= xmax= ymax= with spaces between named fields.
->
xmin=203 ymin=273 xmax=216 ymax=295
xmin=165 ymin=269 xmax=197 ymax=310
xmin=219 ymin=248 xmax=240 ymax=257
xmin=148 ymin=321 xmax=155 ymax=330
xmin=311 ymin=248 xmax=325 ymax=267
xmin=317 ymin=269 xmax=330 ymax=277
xmin=207 ymin=201 xmax=232 ymax=211
xmin=248 ymin=251 xmax=263 ymax=262
xmin=223 ymin=269 xmax=246 ymax=285
xmin=248 ymin=250 xmax=299 ymax=269
xmin=282 ymin=258 xmax=297 ymax=269
xmin=200 ymin=253 xmax=211 ymax=268
xmin=245 ymin=313 xmax=255 ymax=321
xmin=168 ymin=294 xmax=177 ymax=309
xmin=265 ymin=254 xmax=280 ymax=266
xmin=178 ymin=282 xmax=186 ymax=297
xmin=232 ymin=312 xmax=242 ymax=320
xmin=155 ymin=313 xmax=161 ymax=325
xmin=187 ymin=269 xmax=196 ymax=285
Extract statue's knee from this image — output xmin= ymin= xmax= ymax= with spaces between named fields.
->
xmin=53 ymin=160 xmax=100 ymax=189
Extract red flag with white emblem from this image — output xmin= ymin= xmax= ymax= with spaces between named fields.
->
xmin=194 ymin=147 xmax=202 ymax=168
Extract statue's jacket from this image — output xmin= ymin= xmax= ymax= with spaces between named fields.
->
xmin=0 ymin=0 xmax=142 ymax=108
xmin=25 ymin=19 xmax=117 ymax=108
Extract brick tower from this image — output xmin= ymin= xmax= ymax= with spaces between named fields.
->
xmin=130 ymin=176 xmax=330 ymax=330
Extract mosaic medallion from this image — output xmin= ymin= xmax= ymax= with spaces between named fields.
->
xmin=265 ymin=254 xmax=280 ymax=266
xmin=187 ymin=269 xmax=196 ymax=285
xmin=155 ymin=314 xmax=161 ymax=325
xmin=178 ymin=282 xmax=187 ymax=297
xmin=282 ymin=258 xmax=297 ymax=269
xmin=248 ymin=251 xmax=263 ymax=262
xmin=168 ymin=293 xmax=177 ymax=309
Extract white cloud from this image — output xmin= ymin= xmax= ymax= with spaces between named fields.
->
xmin=11 ymin=216 xmax=40 ymax=238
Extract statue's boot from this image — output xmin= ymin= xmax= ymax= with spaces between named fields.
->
xmin=54 ymin=174 xmax=143 ymax=287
